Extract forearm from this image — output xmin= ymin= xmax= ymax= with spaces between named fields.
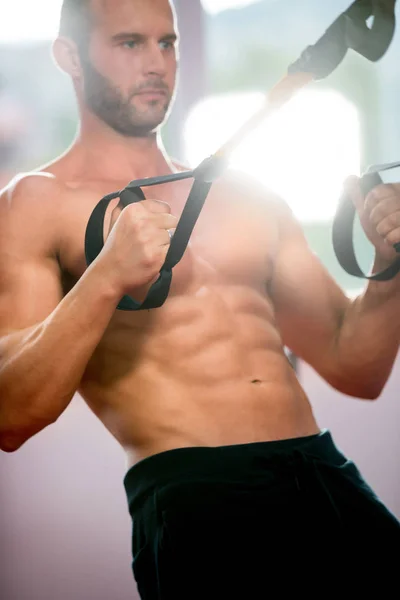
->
xmin=335 ymin=256 xmax=400 ymax=398
xmin=0 ymin=262 xmax=121 ymax=449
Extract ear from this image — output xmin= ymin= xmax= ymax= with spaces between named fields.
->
xmin=52 ymin=36 xmax=83 ymax=79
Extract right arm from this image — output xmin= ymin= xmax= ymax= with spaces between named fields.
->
xmin=0 ymin=176 xmax=176 ymax=452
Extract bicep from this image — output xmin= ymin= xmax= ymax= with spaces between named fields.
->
xmin=0 ymin=258 xmax=63 ymax=336
xmin=0 ymin=181 xmax=63 ymax=337
xmin=270 ymin=212 xmax=349 ymax=373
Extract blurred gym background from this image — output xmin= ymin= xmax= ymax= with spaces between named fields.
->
xmin=1 ymin=1 xmax=399 ymax=598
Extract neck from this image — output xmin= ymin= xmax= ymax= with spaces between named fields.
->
xmin=70 ymin=112 xmax=175 ymax=182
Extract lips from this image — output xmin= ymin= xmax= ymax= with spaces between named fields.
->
xmin=136 ymin=89 xmax=167 ymax=96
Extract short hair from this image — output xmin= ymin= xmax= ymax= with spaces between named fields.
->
xmin=58 ymin=0 xmax=93 ymax=50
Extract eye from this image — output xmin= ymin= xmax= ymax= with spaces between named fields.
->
xmin=122 ymin=40 xmax=138 ymax=49
xmin=159 ymin=40 xmax=174 ymax=51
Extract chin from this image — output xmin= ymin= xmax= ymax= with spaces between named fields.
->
xmin=137 ymin=113 xmax=168 ymax=131
xmin=118 ymin=121 xmax=163 ymax=138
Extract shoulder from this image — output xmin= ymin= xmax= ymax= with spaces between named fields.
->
xmin=0 ymin=170 xmax=70 ymax=227
xmin=0 ymin=171 xmax=67 ymax=208
xmin=0 ymin=171 xmax=68 ymax=252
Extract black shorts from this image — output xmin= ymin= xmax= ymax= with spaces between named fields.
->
xmin=123 ymin=430 xmax=400 ymax=599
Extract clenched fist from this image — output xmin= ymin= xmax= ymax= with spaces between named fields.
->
xmin=345 ymin=176 xmax=400 ymax=262
xmin=97 ymin=198 xmax=178 ymax=302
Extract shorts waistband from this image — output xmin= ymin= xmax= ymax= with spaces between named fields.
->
xmin=123 ymin=430 xmax=347 ymax=511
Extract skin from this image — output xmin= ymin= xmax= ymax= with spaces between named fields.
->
xmin=1 ymin=0 xmax=400 ymax=468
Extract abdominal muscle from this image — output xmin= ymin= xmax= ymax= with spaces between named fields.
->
xmin=79 ymin=282 xmax=320 ymax=468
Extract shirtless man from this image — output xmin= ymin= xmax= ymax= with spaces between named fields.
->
xmin=0 ymin=0 xmax=399 ymax=597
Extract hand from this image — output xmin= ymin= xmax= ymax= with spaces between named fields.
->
xmin=345 ymin=175 xmax=400 ymax=262
xmin=98 ymin=198 xmax=178 ymax=300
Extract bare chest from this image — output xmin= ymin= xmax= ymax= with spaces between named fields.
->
xmin=57 ymin=179 xmax=278 ymax=300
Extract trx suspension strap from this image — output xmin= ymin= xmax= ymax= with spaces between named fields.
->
xmin=332 ymin=160 xmax=400 ymax=281
xmin=85 ymin=0 xmax=398 ymax=310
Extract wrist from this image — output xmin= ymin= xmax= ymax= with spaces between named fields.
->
xmin=85 ymin=257 xmax=125 ymax=305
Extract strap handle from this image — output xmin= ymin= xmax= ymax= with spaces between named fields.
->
xmin=332 ymin=169 xmax=400 ymax=281
xmin=84 ymin=157 xmax=222 ymax=310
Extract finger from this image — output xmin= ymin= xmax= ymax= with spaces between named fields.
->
xmin=150 ymin=213 xmax=179 ymax=230
xmin=384 ymin=226 xmax=400 ymax=247
xmin=364 ymin=183 xmax=398 ymax=214
xmin=376 ymin=211 xmax=400 ymax=238
xmin=368 ymin=197 xmax=400 ymax=225
xmin=118 ymin=202 xmax=175 ymax=227
xmin=142 ymin=199 xmax=172 ymax=214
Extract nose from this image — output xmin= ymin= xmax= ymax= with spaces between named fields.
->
xmin=143 ymin=40 xmax=167 ymax=77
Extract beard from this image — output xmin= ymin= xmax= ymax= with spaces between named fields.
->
xmin=81 ymin=57 xmax=173 ymax=137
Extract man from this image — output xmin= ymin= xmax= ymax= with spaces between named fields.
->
xmin=0 ymin=0 xmax=399 ymax=597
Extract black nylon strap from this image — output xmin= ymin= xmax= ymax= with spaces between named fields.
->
xmin=125 ymin=170 xmax=195 ymax=190
xmin=84 ymin=188 xmax=147 ymax=310
xmin=164 ymin=178 xmax=212 ymax=269
xmin=84 ymin=157 xmax=220 ymax=311
xmin=84 ymin=190 xmax=124 ymax=267
xmin=117 ymin=178 xmax=212 ymax=311
xmin=332 ymin=170 xmax=400 ymax=281
xmin=288 ymin=0 xmax=396 ymax=80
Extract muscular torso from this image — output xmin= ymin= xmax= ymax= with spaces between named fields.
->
xmin=43 ymin=160 xmax=319 ymax=466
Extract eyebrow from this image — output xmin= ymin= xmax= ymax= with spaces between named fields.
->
xmin=111 ymin=32 xmax=178 ymax=43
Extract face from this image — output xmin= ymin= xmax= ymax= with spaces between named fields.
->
xmin=79 ymin=0 xmax=179 ymax=137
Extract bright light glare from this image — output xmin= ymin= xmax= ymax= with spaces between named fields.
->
xmin=183 ymin=91 xmax=360 ymax=222
xmin=0 ymin=1 xmax=62 ymax=43
xmin=0 ymin=0 xmax=262 ymax=42
xmin=201 ymin=0 xmax=262 ymax=14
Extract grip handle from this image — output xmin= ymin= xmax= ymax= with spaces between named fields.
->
xmin=332 ymin=171 xmax=400 ymax=280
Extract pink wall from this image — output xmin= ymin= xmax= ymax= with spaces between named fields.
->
xmin=299 ymin=357 xmax=400 ymax=519
xmin=1 ymin=357 xmax=399 ymax=600
xmin=0 ymin=398 xmax=139 ymax=600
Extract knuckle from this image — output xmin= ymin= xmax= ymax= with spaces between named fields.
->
xmin=377 ymin=215 xmax=394 ymax=235
xmin=366 ymin=185 xmax=387 ymax=208
xmin=386 ymin=229 xmax=400 ymax=245
xmin=376 ymin=221 xmax=388 ymax=236
xmin=128 ymin=218 xmax=142 ymax=236
xmin=146 ymin=199 xmax=171 ymax=213
xmin=168 ymin=216 xmax=178 ymax=229
xmin=127 ymin=208 xmax=147 ymax=228
xmin=120 ymin=206 xmax=137 ymax=225
xmin=141 ymin=251 xmax=156 ymax=269
xmin=142 ymin=247 xmax=162 ymax=269
xmin=135 ymin=229 xmax=149 ymax=246
xmin=369 ymin=206 xmax=382 ymax=225
xmin=369 ymin=199 xmax=399 ymax=226
xmin=364 ymin=195 xmax=377 ymax=214
xmin=125 ymin=202 xmax=146 ymax=219
xmin=376 ymin=213 xmax=400 ymax=236
xmin=123 ymin=202 xmax=138 ymax=214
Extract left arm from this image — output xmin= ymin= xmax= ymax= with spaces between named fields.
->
xmin=270 ymin=184 xmax=400 ymax=400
